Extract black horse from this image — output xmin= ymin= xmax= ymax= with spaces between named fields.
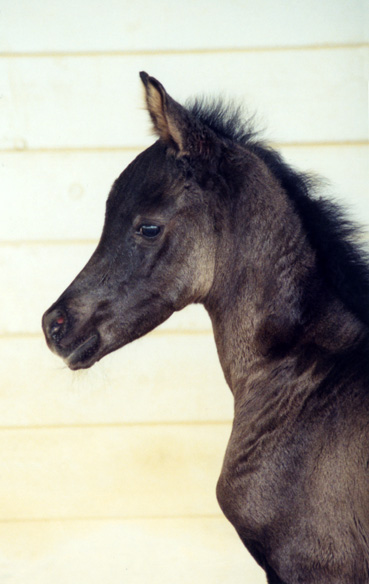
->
xmin=43 ymin=73 xmax=369 ymax=583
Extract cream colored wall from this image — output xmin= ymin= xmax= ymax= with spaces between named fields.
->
xmin=0 ymin=1 xmax=368 ymax=582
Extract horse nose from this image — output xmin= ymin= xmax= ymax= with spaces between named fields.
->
xmin=42 ymin=307 xmax=68 ymax=345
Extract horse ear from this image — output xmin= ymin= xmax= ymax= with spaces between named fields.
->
xmin=140 ymin=71 xmax=189 ymax=153
xmin=139 ymin=72 xmax=214 ymax=157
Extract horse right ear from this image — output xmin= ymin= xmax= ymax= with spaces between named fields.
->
xmin=140 ymin=72 xmax=216 ymax=158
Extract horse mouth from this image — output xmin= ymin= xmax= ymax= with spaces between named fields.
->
xmin=65 ymin=334 xmax=101 ymax=370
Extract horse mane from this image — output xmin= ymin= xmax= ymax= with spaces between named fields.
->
xmin=188 ymin=98 xmax=369 ymax=327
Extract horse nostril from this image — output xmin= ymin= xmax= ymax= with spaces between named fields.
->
xmin=50 ymin=320 xmax=64 ymax=340
xmin=43 ymin=308 xmax=68 ymax=343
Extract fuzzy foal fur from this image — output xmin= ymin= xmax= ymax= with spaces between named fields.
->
xmin=43 ymin=73 xmax=369 ymax=583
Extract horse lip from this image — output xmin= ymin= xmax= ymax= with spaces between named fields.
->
xmin=65 ymin=333 xmax=100 ymax=370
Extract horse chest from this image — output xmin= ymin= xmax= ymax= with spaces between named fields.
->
xmin=217 ymin=409 xmax=369 ymax=581
xmin=216 ymin=428 xmax=301 ymax=540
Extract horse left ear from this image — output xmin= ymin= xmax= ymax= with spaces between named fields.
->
xmin=140 ymin=72 xmax=214 ymax=157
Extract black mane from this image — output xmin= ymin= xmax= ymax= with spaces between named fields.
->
xmin=189 ymin=98 xmax=369 ymax=327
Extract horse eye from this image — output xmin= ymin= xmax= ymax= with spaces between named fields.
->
xmin=138 ymin=225 xmax=161 ymax=238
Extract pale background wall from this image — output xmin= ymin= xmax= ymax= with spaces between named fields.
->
xmin=0 ymin=1 xmax=368 ymax=582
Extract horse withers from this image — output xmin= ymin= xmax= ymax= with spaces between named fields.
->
xmin=42 ymin=73 xmax=369 ymax=583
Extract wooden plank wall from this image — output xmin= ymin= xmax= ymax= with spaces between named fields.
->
xmin=0 ymin=1 xmax=368 ymax=582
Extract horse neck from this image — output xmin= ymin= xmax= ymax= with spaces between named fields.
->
xmin=203 ymin=154 xmax=364 ymax=406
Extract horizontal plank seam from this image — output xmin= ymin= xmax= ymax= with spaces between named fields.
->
xmin=1 ymin=141 xmax=368 ymax=154
xmin=0 ymin=239 xmax=99 ymax=246
xmin=0 ymin=329 xmax=212 ymax=339
xmin=0 ymin=420 xmax=232 ymax=432
xmin=0 ymin=514 xmax=224 ymax=524
xmin=0 ymin=42 xmax=367 ymax=58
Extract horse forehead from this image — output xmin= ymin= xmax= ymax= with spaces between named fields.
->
xmin=114 ymin=141 xmax=181 ymax=205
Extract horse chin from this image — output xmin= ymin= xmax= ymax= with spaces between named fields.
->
xmin=64 ymin=333 xmax=101 ymax=370
xmin=62 ymin=315 xmax=165 ymax=371
xmin=63 ymin=332 xmax=132 ymax=370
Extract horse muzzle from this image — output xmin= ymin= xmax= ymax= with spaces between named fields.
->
xmin=42 ymin=305 xmax=101 ymax=370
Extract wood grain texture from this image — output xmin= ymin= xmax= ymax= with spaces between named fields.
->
xmin=0 ymin=518 xmax=266 ymax=583
xmin=1 ymin=48 xmax=367 ymax=150
xmin=0 ymin=0 xmax=366 ymax=53
xmin=0 ymin=2 xmax=366 ymax=582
